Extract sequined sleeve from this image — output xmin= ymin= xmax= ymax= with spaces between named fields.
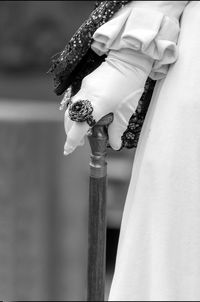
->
xmin=49 ymin=1 xmax=131 ymax=96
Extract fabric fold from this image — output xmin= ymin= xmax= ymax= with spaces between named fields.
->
xmin=91 ymin=5 xmax=181 ymax=80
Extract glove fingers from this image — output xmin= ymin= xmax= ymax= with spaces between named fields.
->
xmin=108 ymin=89 xmax=143 ymax=150
xmin=64 ymin=104 xmax=108 ymax=155
xmin=64 ymin=89 xmax=87 ymax=132
xmin=64 ymin=108 xmax=73 ymax=135
xmin=63 ymin=90 xmax=90 ymax=155
xmin=64 ymin=121 xmax=90 ymax=155
xmin=108 ymin=114 xmax=128 ymax=150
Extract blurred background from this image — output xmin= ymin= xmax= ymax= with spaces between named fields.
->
xmin=0 ymin=1 xmax=135 ymax=300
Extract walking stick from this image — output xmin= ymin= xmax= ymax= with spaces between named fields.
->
xmin=87 ymin=113 xmax=113 ymax=302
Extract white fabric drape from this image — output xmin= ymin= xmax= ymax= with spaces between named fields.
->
xmin=107 ymin=1 xmax=200 ymax=300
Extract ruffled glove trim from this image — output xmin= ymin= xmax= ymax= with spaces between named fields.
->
xmin=91 ymin=6 xmax=180 ymax=80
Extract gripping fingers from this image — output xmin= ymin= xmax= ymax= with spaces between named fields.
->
xmin=108 ymin=89 xmax=143 ymax=150
xmin=64 ymin=108 xmax=73 ymax=135
xmin=63 ymin=89 xmax=90 ymax=155
xmin=63 ymin=84 xmax=109 ymax=155
xmin=64 ymin=121 xmax=90 ymax=155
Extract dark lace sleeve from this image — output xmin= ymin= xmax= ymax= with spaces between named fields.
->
xmin=49 ymin=1 xmax=130 ymax=96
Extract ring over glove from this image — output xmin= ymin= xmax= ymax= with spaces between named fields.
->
xmin=64 ymin=48 xmax=153 ymax=155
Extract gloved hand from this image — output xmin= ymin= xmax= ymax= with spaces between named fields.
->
xmin=63 ymin=48 xmax=154 ymax=155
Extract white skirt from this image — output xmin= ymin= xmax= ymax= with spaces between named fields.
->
xmin=109 ymin=2 xmax=200 ymax=301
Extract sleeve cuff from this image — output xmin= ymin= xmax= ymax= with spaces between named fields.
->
xmin=91 ymin=5 xmax=180 ymax=80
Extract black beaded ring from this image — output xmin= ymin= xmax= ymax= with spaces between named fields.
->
xmin=68 ymin=99 xmax=96 ymax=127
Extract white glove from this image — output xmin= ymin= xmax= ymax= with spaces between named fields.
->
xmin=64 ymin=48 xmax=154 ymax=155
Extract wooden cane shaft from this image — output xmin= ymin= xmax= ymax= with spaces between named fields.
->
xmin=87 ymin=113 xmax=113 ymax=301
xmin=87 ymin=176 xmax=107 ymax=301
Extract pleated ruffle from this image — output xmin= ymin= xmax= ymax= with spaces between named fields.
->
xmin=91 ymin=5 xmax=180 ymax=80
